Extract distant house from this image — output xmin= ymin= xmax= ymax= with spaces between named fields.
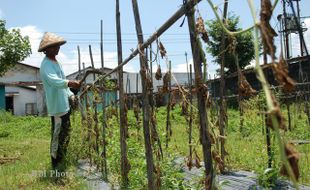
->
xmin=0 ymin=63 xmax=46 ymax=116
xmin=67 ymin=66 xmax=191 ymax=101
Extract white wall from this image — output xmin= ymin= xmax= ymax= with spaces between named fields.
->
xmin=5 ymin=86 xmax=37 ymax=116
xmin=0 ymin=63 xmax=45 ymax=116
xmin=124 ymin=72 xmax=191 ymax=93
xmin=0 ymin=64 xmax=40 ymax=83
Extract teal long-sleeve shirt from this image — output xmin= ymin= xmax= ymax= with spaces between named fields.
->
xmin=40 ymin=57 xmax=73 ymax=116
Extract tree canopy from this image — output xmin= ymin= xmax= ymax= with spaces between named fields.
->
xmin=206 ymin=14 xmax=255 ymax=74
xmin=0 ymin=20 xmax=31 ymax=76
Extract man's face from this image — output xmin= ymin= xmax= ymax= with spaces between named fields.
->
xmin=45 ymin=45 xmax=60 ymax=56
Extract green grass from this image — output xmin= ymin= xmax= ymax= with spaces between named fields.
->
xmin=0 ymin=111 xmax=87 ymax=190
xmin=0 ymin=99 xmax=309 ymax=189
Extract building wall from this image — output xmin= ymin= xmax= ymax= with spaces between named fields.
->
xmin=0 ymin=85 xmax=5 ymax=110
xmin=0 ymin=64 xmax=40 ymax=83
xmin=5 ymin=86 xmax=37 ymax=116
xmin=124 ymin=72 xmax=190 ymax=93
xmin=0 ymin=63 xmax=45 ymax=115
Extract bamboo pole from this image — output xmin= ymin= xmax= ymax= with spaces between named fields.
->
xmin=149 ymin=44 xmax=163 ymax=160
xmin=165 ymin=61 xmax=172 ymax=149
xmin=186 ymin=2 xmax=213 ymax=189
xmin=189 ymin=64 xmax=193 ymax=169
xmin=78 ymin=45 xmax=81 ymax=79
xmin=89 ymin=45 xmax=96 ymax=81
xmin=100 ymin=19 xmax=108 ymax=180
xmin=82 ymin=62 xmax=85 ymax=77
xmin=131 ymin=0 xmax=155 ymax=189
xmin=219 ymin=0 xmax=229 ymax=172
xmin=116 ymin=0 xmax=130 ymax=187
xmin=265 ymin=107 xmax=272 ymax=168
xmin=287 ymin=103 xmax=292 ymax=131
xmin=89 ymin=46 xmax=100 ymax=157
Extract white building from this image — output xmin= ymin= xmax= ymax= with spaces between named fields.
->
xmin=124 ymin=72 xmax=190 ymax=94
xmin=0 ymin=63 xmax=46 ymax=116
xmin=67 ymin=66 xmax=190 ymax=94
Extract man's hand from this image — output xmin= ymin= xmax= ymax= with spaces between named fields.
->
xmin=68 ymin=80 xmax=81 ymax=89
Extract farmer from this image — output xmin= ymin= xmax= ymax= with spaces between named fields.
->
xmin=38 ymin=32 xmax=81 ymax=171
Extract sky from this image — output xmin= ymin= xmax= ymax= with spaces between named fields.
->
xmin=1 ymin=0 xmax=310 ymax=77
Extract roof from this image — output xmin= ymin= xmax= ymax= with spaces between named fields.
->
xmin=208 ymin=55 xmax=310 ymax=82
xmin=17 ymin=62 xmax=40 ymax=70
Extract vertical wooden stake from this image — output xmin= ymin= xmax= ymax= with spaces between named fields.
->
xmin=136 ymin=73 xmax=139 ymax=94
xmin=116 ymin=0 xmax=130 ymax=187
xmin=166 ymin=61 xmax=172 ymax=149
xmin=89 ymin=45 xmax=96 ymax=80
xmin=186 ymin=2 xmax=213 ymax=189
xmin=89 ymin=46 xmax=100 ymax=156
xmin=131 ymin=0 xmax=155 ymax=189
xmin=286 ymin=103 xmax=292 ymax=131
xmin=265 ymin=107 xmax=272 ymax=168
xmin=77 ymin=45 xmax=81 ymax=79
xmin=219 ymin=0 xmax=229 ymax=172
xmin=189 ymin=64 xmax=193 ymax=168
xmin=82 ymin=62 xmax=85 ymax=77
xmin=100 ymin=20 xmax=108 ymax=180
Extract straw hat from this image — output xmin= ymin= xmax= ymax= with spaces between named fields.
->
xmin=38 ymin=32 xmax=66 ymax=52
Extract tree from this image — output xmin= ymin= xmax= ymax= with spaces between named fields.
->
xmin=0 ymin=20 xmax=31 ymax=76
xmin=206 ymin=14 xmax=254 ymax=74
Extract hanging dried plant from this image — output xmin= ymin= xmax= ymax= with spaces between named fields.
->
xmin=227 ymin=35 xmax=237 ymax=54
xmin=155 ymin=64 xmax=162 ymax=80
xmin=280 ymin=143 xmax=300 ymax=181
xmin=133 ymin=97 xmax=140 ymax=124
xmin=272 ymin=54 xmax=296 ymax=92
xmin=196 ymin=16 xmax=209 ymax=43
xmin=162 ymin=72 xmax=170 ymax=93
xmin=181 ymin=99 xmax=189 ymax=116
xmin=260 ymin=0 xmax=278 ymax=62
xmin=155 ymin=164 xmax=162 ymax=188
xmin=194 ymin=150 xmax=202 ymax=168
xmin=206 ymin=93 xmax=212 ymax=108
xmin=170 ymin=93 xmax=177 ymax=110
xmin=238 ymin=72 xmax=257 ymax=97
xmin=266 ymin=95 xmax=287 ymax=131
xmin=212 ymin=150 xmax=224 ymax=173
xmin=207 ymin=131 xmax=216 ymax=145
xmin=186 ymin=155 xmax=193 ymax=170
xmin=159 ymin=41 xmax=167 ymax=58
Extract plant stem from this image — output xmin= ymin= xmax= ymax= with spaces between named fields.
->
xmin=247 ymin=0 xmax=299 ymax=188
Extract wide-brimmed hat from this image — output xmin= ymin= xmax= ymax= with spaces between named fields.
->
xmin=38 ymin=32 xmax=66 ymax=52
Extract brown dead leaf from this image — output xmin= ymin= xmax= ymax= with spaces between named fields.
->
xmin=266 ymin=95 xmax=287 ymax=131
xmin=272 ymin=54 xmax=296 ymax=92
xmin=238 ymin=72 xmax=257 ymax=97
xmin=155 ymin=65 xmax=162 ymax=80
xmin=212 ymin=150 xmax=224 ymax=173
xmin=196 ymin=16 xmax=209 ymax=43
xmin=280 ymin=143 xmax=300 ymax=181
xmin=159 ymin=41 xmax=167 ymax=58
xmin=162 ymin=72 xmax=171 ymax=93
xmin=260 ymin=0 xmax=278 ymax=62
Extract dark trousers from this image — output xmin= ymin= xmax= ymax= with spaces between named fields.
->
xmin=50 ymin=112 xmax=71 ymax=170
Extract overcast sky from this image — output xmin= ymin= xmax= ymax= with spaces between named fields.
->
xmin=1 ymin=0 xmax=310 ymax=77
